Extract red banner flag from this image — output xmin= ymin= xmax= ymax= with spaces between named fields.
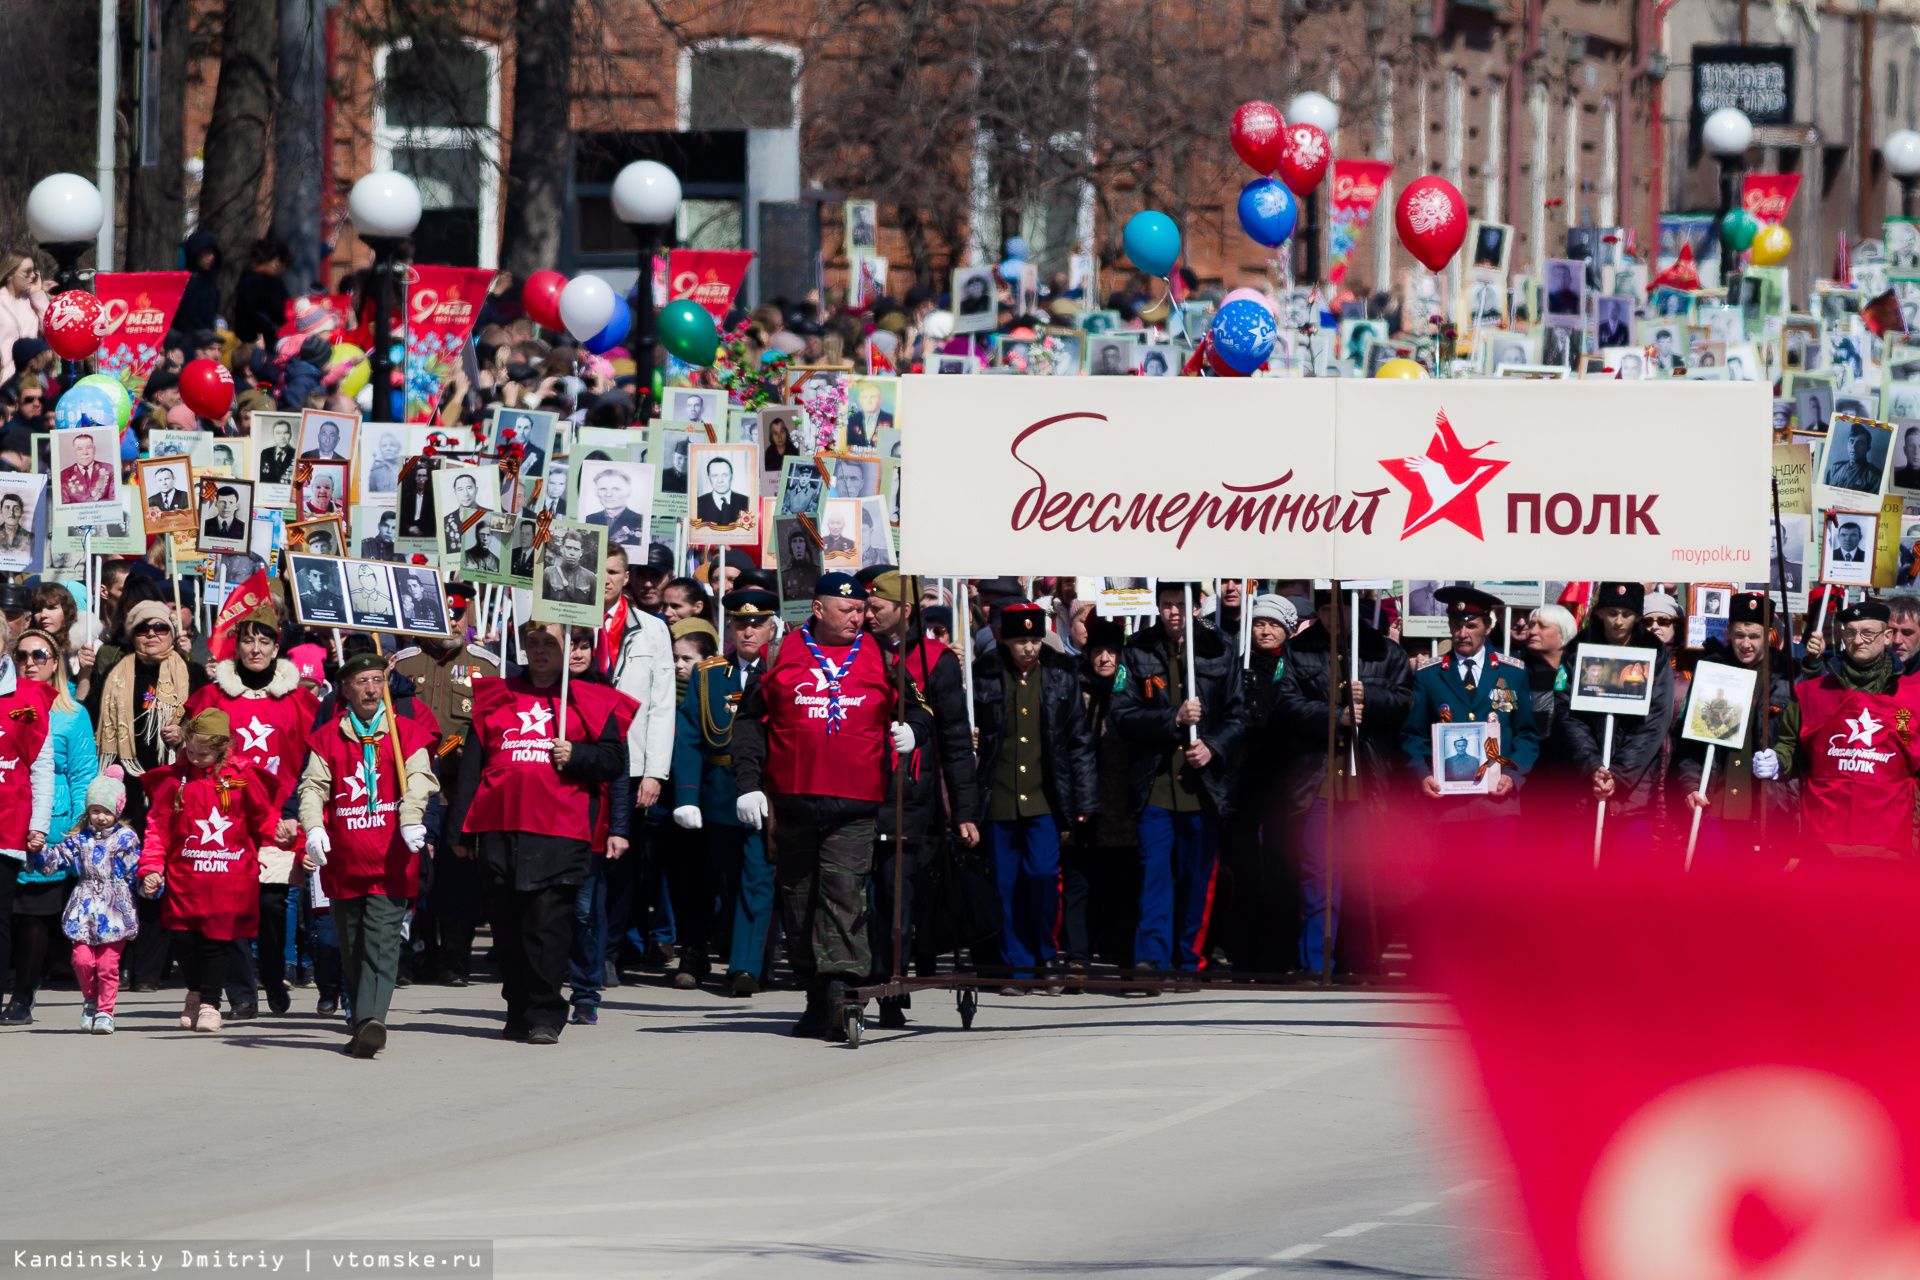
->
xmin=403 ymin=266 xmax=494 ymax=423
xmin=668 ymin=250 xmax=755 ymax=318
xmin=92 ymin=272 xmax=188 ymax=393
xmin=1742 ymin=173 xmax=1802 ymax=226
xmin=208 ymin=567 xmax=273 ymax=662
xmin=1326 ymin=160 xmax=1395 ymax=287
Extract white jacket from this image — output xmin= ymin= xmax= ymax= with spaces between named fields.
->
xmin=611 ymin=607 xmax=674 ymax=779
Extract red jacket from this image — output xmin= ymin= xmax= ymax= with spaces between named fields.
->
xmin=139 ymin=760 xmax=281 ymax=939
xmin=184 ymin=659 xmax=320 ymax=815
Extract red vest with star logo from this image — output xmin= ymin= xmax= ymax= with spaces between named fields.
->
xmin=184 ymin=674 xmax=319 ymax=813
xmin=0 ymin=679 xmax=53 ymax=850
xmin=760 ymin=628 xmax=895 ymax=802
xmin=137 ymin=761 xmax=279 ymax=939
xmin=461 ymin=676 xmax=626 ymax=841
xmin=1794 ymin=674 xmax=1920 ymax=849
xmin=312 ymin=710 xmax=435 ymax=899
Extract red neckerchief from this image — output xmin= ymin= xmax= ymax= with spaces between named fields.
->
xmin=598 ymin=597 xmax=629 ymax=675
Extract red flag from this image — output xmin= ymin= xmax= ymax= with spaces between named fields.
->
xmin=667 ymin=250 xmax=755 ymax=319
xmin=1648 ymin=241 xmax=1701 ymax=293
xmin=1326 ymin=160 xmax=1394 ymax=287
xmin=92 ymin=273 xmax=188 ymax=392
xmin=1742 ymin=173 xmax=1802 ymax=226
xmin=403 ymin=266 xmax=494 ymax=423
xmin=209 ymin=568 xmax=272 ymax=662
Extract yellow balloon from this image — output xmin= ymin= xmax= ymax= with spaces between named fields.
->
xmin=331 ymin=343 xmax=370 ymax=398
xmin=1375 ymin=358 xmax=1427 ymax=379
xmin=1750 ymin=223 xmax=1792 ymax=267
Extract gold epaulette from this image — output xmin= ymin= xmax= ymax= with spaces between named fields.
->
xmin=696 ymin=655 xmax=729 ymax=671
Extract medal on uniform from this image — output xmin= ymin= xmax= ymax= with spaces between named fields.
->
xmin=1439 ymin=704 xmax=1452 ymax=722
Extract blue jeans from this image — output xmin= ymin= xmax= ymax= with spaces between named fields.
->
xmin=987 ymin=816 xmax=1061 ymax=978
xmin=1297 ymin=798 xmax=1345 ymax=973
xmin=1135 ymin=807 xmax=1218 ymax=972
xmin=568 ymin=857 xmax=608 ymax=1007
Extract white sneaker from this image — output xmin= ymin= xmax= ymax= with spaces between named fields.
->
xmin=80 ymin=1002 xmax=95 ymax=1032
xmin=91 ymin=1014 xmax=114 ymax=1035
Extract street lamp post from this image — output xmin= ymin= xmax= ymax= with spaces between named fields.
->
xmin=1887 ymin=130 xmax=1920 ymax=217
xmin=26 ymin=173 xmax=105 ymax=295
xmin=1703 ymin=107 xmax=1753 ymax=280
xmin=1286 ymin=92 xmax=1339 ymax=286
xmin=349 ymin=171 xmax=423 ymax=424
xmin=611 ymin=160 xmax=682 ymax=425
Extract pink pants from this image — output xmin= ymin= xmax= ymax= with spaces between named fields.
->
xmin=71 ymin=941 xmax=126 ymax=1015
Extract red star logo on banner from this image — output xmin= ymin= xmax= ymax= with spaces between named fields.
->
xmin=1378 ymin=409 xmax=1510 ymax=540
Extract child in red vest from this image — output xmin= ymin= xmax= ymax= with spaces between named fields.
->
xmin=137 ymin=708 xmax=281 ymax=1033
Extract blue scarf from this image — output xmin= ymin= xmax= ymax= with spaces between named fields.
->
xmin=800 ymin=622 xmax=864 ymax=735
xmin=345 ymin=704 xmax=386 ymax=816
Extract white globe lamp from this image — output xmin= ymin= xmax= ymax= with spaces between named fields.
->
xmin=349 ymin=170 xmax=423 ymax=240
xmin=1285 ymin=92 xmax=1340 ymax=134
xmin=611 ymin=161 xmax=682 ymax=226
xmin=1703 ymin=107 xmax=1754 ymax=158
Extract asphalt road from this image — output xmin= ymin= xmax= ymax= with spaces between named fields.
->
xmin=2 ymin=978 xmax=1530 ymax=1280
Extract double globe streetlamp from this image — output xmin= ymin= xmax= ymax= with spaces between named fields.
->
xmin=1703 ymin=107 xmax=1754 ymax=275
xmin=349 ymin=170 xmax=423 ymax=423
xmin=1286 ymin=91 xmax=1339 ymax=286
xmin=610 ymin=160 xmax=682 ymax=423
xmin=26 ymin=173 xmax=106 ymax=293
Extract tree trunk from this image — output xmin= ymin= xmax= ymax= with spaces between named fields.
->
xmin=199 ymin=0 xmax=278 ymax=305
xmin=127 ymin=0 xmax=191 ymax=271
xmin=499 ymin=0 xmax=572 ymax=280
xmin=272 ymin=0 xmax=325 ymax=294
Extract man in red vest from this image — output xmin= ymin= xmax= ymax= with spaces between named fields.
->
xmin=732 ymin=572 xmax=933 ymax=1039
xmin=298 ymin=653 xmax=440 ymax=1056
xmin=1755 ymin=598 xmax=1920 ymax=857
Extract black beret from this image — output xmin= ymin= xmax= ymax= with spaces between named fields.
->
xmin=1595 ymin=581 xmax=1645 ymax=614
xmin=1433 ymin=585 xmax=1504 ymax=614
xmin=1001 ymin=604 xmax=1047 ymax=638
xmin=813 ymin=571 xmax=867 ymax=601
xmin=721 ymin=588 xmax=779 ymax=617
xmin=922 ymin=605 xmax=952 ymax=631
xmin=1840 ymin=598 xmax=1892 ymax=625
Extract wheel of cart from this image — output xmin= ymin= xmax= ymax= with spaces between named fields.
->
xmin=956 ymin=986 xmax=978 ymax=1028
xmin=827 ymin=979 xmax=864 ymax=1048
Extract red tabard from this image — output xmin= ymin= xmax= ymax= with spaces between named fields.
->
xmin=137 ymin=763 xmax=278 ymax=939
xmin=760 ymin=629 xmax=894 ymax=802
xmin=461 ymin=677 xmax=614 ymax=841
xmin=183 ymin=682 xmax=319 ymax=811
xmin=1794 ymin=673 xmax=1920 ymax=849
xmin=0 ymin=680 xmax=53 ymax=849
xmin=901 ymin=636 xmax=952 ymax=695
xmin=582 ymin=684 xmax=639 ymax=853
xmin=313 ymin=711 xmax=435 ymax=899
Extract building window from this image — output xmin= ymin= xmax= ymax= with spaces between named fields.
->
xmin=678 ymin=42 xmax=801 ymax=131
xmin=373 ymin=40 xmax=501 ymax=268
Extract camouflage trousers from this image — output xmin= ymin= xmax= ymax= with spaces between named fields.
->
xmin=774 ymin=816 xmax=874 ymax=982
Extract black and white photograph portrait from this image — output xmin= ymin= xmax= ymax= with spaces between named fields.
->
xmin=690 ymin=443 xmax=757 ymax=542
xmin=1822 ymin=512 xmax=1878 ymax=586
xmin=395 ymin=455 xmax=439 ymax=539
xmin=137 ymin=456 xmax=194 ymax=534
xmin=393 ymin=565 xmax=449 ymax=635
xmin=347 ymin=561 xmax=400 ymax=631
xmin=932 ymin=355 xmax=976 ymax=375
xmin=1603 ymin=348 xmax=1648 ymax=380
xmin=1544 ymin=258 xmax=1585 ymax=327
xmin=1464 ymin=273 xmax=1505 ymax=327
xmin=1088 ymin=336 xmax=1132 ymax=376
xmin=358 ymin=424 xmax=407 ymax=501
xmin=462 ymin=517 xmax=504 ymax=575
xmin=197 ymin=479 xmax=254 ymax=555
xmin=434 ymin=465 xmax=500 ymax=559
xmin=290 ymin=553 xmax=349 ymax=625
xmin=1135 ymin=346 xmax=1176 ymax=377
xmin=1769 ymin=514 xmax=1809 ymax=594
xmin=358 ymin=508 xmax=399 ymax=560
xmin=845 ymin=200 xmax=877 ymax=250
xmin=1486 ymin=334 xmax=1533 ymax=373
xmin=859 ymin=495 xmax=890 ymax=569
xmin=288 ymin=516 xmax=342 ymax=558
xmin=578 ymin=459 xmax=654 ymax=551
xmin=1822 ymin=418 xmax=1892 ymax=497
xmin=533 ymin=522 xmax=605 ymax=625
xmin=298 ymin=407 xmax=357 ymax=462
xmin=776 ymin=517 xmax=822 ymax=602
xmin=541 ymin=459 xmax=570 ymax=518
xmin=665 ymin=389 xmax=723 ymax=431
xmin=1647 ymin=324 xmax=1684 ymax=372
xmin=658 ymin=428 xmax=691 ymax=496
xmin=1723 ymin=344 xmax=1760 ymax=383
xmin=1469 ymin=220 xmax=1512 ymax=275
xmin=828 ymin=454 xmax=880 ymax=500
xmin=253 ymin=412 xmax=299 ymax=486
xmin=950 ymin=264 xmax=999 ymax=335
xmin=1542 ymin=326 xmax=1581 ymax=369
xmin=509 ymin=518 xmax=539 ymax=579
xmin=779 ymin=457 xmax=824 ymax=518
xmin=1796 ymin=381 xmax=1836 ymax=436
xmin=1593 ymin=295 xmax=1633 ymax=348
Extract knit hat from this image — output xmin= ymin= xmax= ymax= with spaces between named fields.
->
xmin=287 ymin=643 xmax=327 ymax=683
xmin=1250 ymin=593 xmax=1300 ymax=631
xmin=86 ymin=765 xmax=127 ymax=816
xmin=122 ymin=599 xmax=174 ymax=635
xmin=1642 ymin=592 xmax=1680 ymax=620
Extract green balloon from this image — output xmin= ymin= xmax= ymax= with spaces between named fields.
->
xmin=74 ymin=373 xmax=132 ymax=433
xmin=658 ymin=300 xmax=719 ymax=366
xmin=1720 ymin=208 xmax=1760 ymax=253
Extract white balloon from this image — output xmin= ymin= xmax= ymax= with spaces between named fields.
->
xmin=558 ymin=275 xmax=616 ymax=342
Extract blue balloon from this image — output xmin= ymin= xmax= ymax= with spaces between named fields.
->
xmin=585 ymin=295 xmax=632 ymax=354
xmin=1123 ymin=211 xmax=1182 ymax=279
xmin=1004 ymin=236 xmax=1031 ymax=261
xmin=1236 ymin=178 xmax=1298 ymax=249
xmin=999 ymin=258 xmax=1026 ymax=282
xmin=52 ymin=383 xmax=121 ymax=433
xmin=1210 ymin=299 xmax=1278 ymax=375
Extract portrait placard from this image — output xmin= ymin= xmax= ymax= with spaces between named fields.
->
xmin=150 ymin=429 xmax=214 ymax=467
xmin=530 ymin=520 xmax=606 ymax=627
xmin=286 ymin=515 xmax=344 ymax=559
xmin=355 ymin=422 xmax=410 ymax=506
xmin=393 ymin=454 xmax=443 ymax=561
xmin=353 ymin=505 xmax=400 ymax=561
xmin=1682 ymin=661 xmax=1759 ymax=749
xmin=688 ymin=442 xmax=759 ymax=546
xmin=295 ymin=461 xmax=349 ymax=518
xmin=777 ymin=455 xmax=826 ymax=520
xmin=951 ymin=264 xmax=998 ymax=335
xmin=573 ymin=458 xmax=654 ymax=556
xmin=650 ymin=422 xmax=694 ymax=518
xmin=287 ymin=552 xmax=351 ymax=626
xmin=298 ymin=406 xmax=358 ymax=465
xmin=50 ymin=491 xmax=142 ymax=556
xmin=859 ymin=494 xmax=894 ymax=566
xmin=391 ymin=564 xmax=452 ymax=636
xmin=290 ymin=552 xmax=452 ymax=638
xmin=196 ymin=477 xmax=255 ymax=556
xmin=1432 ymin=720 xmax=1497 ymax=795
xmin=51 ymin=425 xmax=122 ymax=525
xmin=1402 ymin=581 xmax=1474 ymax=639
xmin=1820 ymin=509 xmax=1879 ymax=587
xmin=774 ymin=517 xmax=822 ymax=620
xmin=137 ymin=455 xmax=195 ymax=534
xmin=433 ymin=463 xmax=501 ymax=567
xmin=489 ymin=407 xmax=557 ymax=510
xmin=820 ymin=496 xmax=861 ymax=572
xmin=251 ymin=410 xmax=301 ymax=506
xmin=1134 ymin=345 xmax=1178 ymax=378
xmin=664 ymin=389 xmax=725 ymax=432
xmin=824 ymin=453 xmax=880 ymax=501
xmin=343 ymin=559 xmax=401 ymax=631
xmin=1568 ymin=643 xmax=1661 ymax=717
xmin=840 ymin=377 xmax=896 ymax=453
xmin=759 ymin=406 xmax=803 ymax=461
xmin=0 ymin=473 xmax=47 ymax=574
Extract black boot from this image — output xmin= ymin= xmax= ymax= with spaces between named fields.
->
xmin=791 ymin=982 xmax=830 ymax=1038
xmin=877 ymin=995 xmax=907 ymax=1029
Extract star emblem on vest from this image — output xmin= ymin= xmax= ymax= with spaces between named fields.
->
xmin=513 ymin=703 xmax=554 ymax=738
xmin=1847 ymin=708 xmax=1884 ymax=747
xmin=238 ymin=715 xmax=274 ymax=754
xmin=194 ymin=807 xmax=232 ymax=847
xmin=1377 ymin=408 xmax=1511 ymax=541
xmin=339 ymin=772 xmax=368 ymax=804
xmin=0 ymin=756 xmax=18 ymax=783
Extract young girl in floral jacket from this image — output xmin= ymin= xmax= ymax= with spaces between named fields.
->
xmin=30 ymin=769 xmax=141 ymax=1033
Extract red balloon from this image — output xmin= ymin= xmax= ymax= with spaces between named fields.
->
xmin=523 ymin=269 xmax=567 ymax=331
xmin=43 ymin=290 xmax=103 ymax=360
xmin=1394 ymin=176 xmax=1469 ymax=271
xmin=1206 ymin=344 xmax=1248 ymax=378
xmin=180 ymin=358 xmax=235 ymax=419
xmin=1276 ymin=123 xmax=1331 ymax=197
xmin=1230 ymin=101 xmax=1288 ymax=176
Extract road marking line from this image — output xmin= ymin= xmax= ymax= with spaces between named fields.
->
xmin=1445 ymin=1178 xmax=1491 ymax=1196
xmin=1271 ymin=1243 xmax=1324 ymax=1260
xmin=1206 ymin=1269 xmax=1264 ymax=1280
xmin=1324 ymin=1222 xmax=1384 ymax=1237
xmin=1387 ymin=1201 xmax=1438 ymax=1216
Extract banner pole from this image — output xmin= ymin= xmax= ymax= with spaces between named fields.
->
xmin=1184 ymin=582 xmax=1197 ymax=746
xmin=1684 ymin=744 xmax=1715 ymax=872
xmin=960 ymin=580 xmax=975 ymax=734
xmin=558 ymin=624 xmax=570 ymax=744
xmin=1592 ymin=713 xmax=1615 ymax=868
xmin=1322 ymin=580 xmax=1341 ymax=987
xmin=1241 ymin=578 xmax=1253 ymax=670
xmin=1348 ymin=587 xmax=1360 ymax=780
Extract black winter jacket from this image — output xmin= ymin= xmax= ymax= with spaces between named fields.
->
xmin=1109 ymin=621 xmax=1253 ymax=818
xmin=1272 ymin=621 xmax=1413 ymax=818
xmin=881 ymin=640 xmax=980 ymax=840
xmin=1670 ymin=642 xmax=1797 ymax=821
xmin=972 ymin=647 xmax=1098 ymax=823
xmin=1561 ymin=621 xmax=1676 ymax=818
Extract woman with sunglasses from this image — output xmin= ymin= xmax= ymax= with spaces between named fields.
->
xmin=1 ymin=629 xmax=96 ymax=1025
xmin=177 ymin=594 xmax=312 ymax=1017
xmin=0 ymin=252 xmax=48 ymax=385
xmin=0 ymin=629 xmax=56 ymax=1025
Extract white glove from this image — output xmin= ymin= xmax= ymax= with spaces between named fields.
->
xmin=736 ymin=790 xmax=767 ymax=830
xmin=401 ymin=824 xmax=427 ymax=853
xmin=891 ymin=722 xmax=917 ymax=753
xmin=1751 ymin=749 xmax=1780 ymax=780
xmin=305 ymin=827 xmax=331 ymax=866
xmin=673 ymin=805 xmax=704 ymax=830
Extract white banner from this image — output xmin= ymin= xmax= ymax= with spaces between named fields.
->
xmin=898 ymin=377 xmax=1771 ymax=580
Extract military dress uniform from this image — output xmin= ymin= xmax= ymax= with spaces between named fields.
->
xmin=671 ymin=591 xmax=778 ymax=994
xmin=394 ymin=591 xmax=500 ymax=984
xmin=1401 ymin=587 xmax=1540 ymax=849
